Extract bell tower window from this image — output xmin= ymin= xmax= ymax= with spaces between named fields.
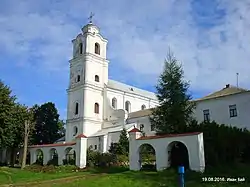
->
xmin=95 ymin=75 xmax=100 ymax=82
xmin=75 ymin=102 xmax=79 ymax=115
xmin=95 ymin=42 xmax=100 ymax=55
xmin=79 ymin=43 xmax=83 ymax=54
xmin=77 ymin=75 xmax=80 ymax=82
xmin=94 ymin=103 xmax=99 ymax=114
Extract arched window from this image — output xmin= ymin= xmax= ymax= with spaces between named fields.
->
xmin=112 ymin=97 xmax=117 ymax=109
xmin=94 ymin=103 xmax=99 ymax=114
xmin=95 ymin=42 xmax=100 ymax=55
xmin=95 ymin=75 xmax=99 ymax=82
xmin=73 ymin=126 xmax=78 ymax=136
xmin=125 ymin=101 xmax=131 ymax=113
xmin=141 ymin=105 xmax=146 ymax=110
xmin=77 ymin=75 xmax=80 ymax=82
xmin=79 ymin=43 xmax=83 ymax=54
xmin=75 ymin=102 xmax=79 ymax=115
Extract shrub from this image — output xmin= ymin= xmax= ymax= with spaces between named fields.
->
xmin=116 ymin=154 xmax=129 ymax=167
xmin=47 ymin=157 xmax=58 ymax=166
xmin=62 ymin=158 xmax=75 ymax=165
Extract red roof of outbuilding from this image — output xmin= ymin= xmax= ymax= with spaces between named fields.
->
xmin=76 ymin=133 xmax=87 ymax=138
xmin=29 ymin=142 xmax=76 ymax=148
xmin=128 ymin=128 xmax=141 ymax=133
xmin=137 ymin=132 xmax=201 ymax=140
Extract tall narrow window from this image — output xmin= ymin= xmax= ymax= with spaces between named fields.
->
xmin=95 ymin=75 xmax=100 ymax=82
xmin=95 ymin=42 xmax=100 ymax=55
xmin=94 ymin=103 xmax=99 ymax=114
xmin=112 ymin=97 xmax=117 ymax=109
xmin=203 ymin=109 xmax=210 ymax=122
xmin=75 ymin=103 xmax=79 ymax=115
xmin=73 ymin=126 xmax=78 ymax=136
xmin=141 ymin=105 xmax=146 ymax=110
xmin=125 ymin=101 xmax=131 ymax=113
xmin=79 ymin=43 xmax=83 ymax=54
xmin=77 ymin=75 xmax=80 ymax=82
xmin=229 ymin=104 xmax=237 ymax=117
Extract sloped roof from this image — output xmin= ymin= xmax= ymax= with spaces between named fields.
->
xmin=196 ymin=85 xmax=249 ymax=101
xmin=128 ymin=108 xmax=153 ymax=119
xmin=107 ymin=79 xmax=157 ymax=100
xmin=89 ymin=123 xmax=135 ymax=137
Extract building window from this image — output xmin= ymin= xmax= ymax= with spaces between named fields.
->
xmin=203 ymin=109 xmax=210 ymax=122
xmin=95 ymin=42 xmax=100 ymax=55
xmin=77 ymin=75 xmax=80 ymax=82
xmin=73 ymin=126 xmax=78 ymax=136
xmin=141 ymin=105 xmax=146 ymax=110
xmin=75 ymin=103 xmax=79 ymax=115
xmin=94 ymin=103 xmax=99 ymax=114
xmin=79 ymin=43 xmax=83 ymax=54
xmin=139 ymin=124 xmax=144 ymax=131
xmin=95 ymin=75 xmax=99 ymax=82
xmin=125 ymin=101 xmax=131 ymax=113
xmin=229 ymin=104 xmax=237 ymax=117
xmin=112 ymin=97 xmax=117 ymax=109
xmin=94 ymin=145 xmax=97 ymax=150
xmin=151 ymin=124 xmax=155 ymax=131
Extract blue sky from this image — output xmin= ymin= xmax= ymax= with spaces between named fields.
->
xmin=0 ymin=0 xmax=249 ymax=120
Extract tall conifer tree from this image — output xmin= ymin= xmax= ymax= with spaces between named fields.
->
xmin=150 ymin=51 xmax=195 ymax=134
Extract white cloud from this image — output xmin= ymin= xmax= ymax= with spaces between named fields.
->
xmin=0 ymin=0 xmax=249 ymax=96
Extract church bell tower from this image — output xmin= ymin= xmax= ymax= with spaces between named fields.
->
xmin=65 ymin=17 xmax=109 ymax=142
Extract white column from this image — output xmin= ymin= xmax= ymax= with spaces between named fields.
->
xmin=128 ymin=128 xmax=142 ymax=171
xmin=155 ymin=148 xmax=168 ymax=171
xmin=103 ymin=135 xmax=108 ymax=152
xmin=76 ymin=135 xmax=87 ymax=168
xmin=30 ymin=149 xmax=37 ymax=164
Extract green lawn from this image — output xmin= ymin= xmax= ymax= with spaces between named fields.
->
xmin=0 ymin=165 xmax=88 ymax=185
xmin=0 ymin=165 xmax=249 ymax=187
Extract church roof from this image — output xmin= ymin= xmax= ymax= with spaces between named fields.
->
xmin=195 ymin=84 xmax=249 ymax=101
xmin=107 ymin=79 xmax=157 ymax=100
xmin=128 ymin=108 xmax=153 ymax=119
xmin=89 ymin=123 xmax=135 ymax=137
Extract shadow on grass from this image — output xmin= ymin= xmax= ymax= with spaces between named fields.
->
xmin=87 ymin=166 xmax=129 ymax=174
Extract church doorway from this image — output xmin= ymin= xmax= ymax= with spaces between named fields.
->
xmin=138 ymin=143 xmax=156 ymax=171
xmin=167 ymin=141 xmax=189 ymax=170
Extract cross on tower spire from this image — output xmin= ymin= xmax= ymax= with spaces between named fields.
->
xmin=88 ymin=12 xmax=95 ymax=23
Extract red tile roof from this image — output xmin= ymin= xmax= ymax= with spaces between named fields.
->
xmin=29 ymin=142 xmax=76 ymax=148
xmin=76 ymin=133 xmax=87 ymax=138
xmin=129 ymin=128 xmax=141 ymax=133
xmin=137 ymin=132 xmax=201 ymax=140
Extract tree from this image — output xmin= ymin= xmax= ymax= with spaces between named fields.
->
xmin=21 ymin=107 xmax=35 ymax=169
xmin=32 ymin=102 xmax=61 ymax=144
xmin=57 ymin=119 xmax=66 ymax=138
xmin=119 ymin=128 xmax=129 ymax=155
xmin=0 ymin=80 xmax=16 ymax=148
xmin=150 ymin=51 xmax=195 ymax=134
xmin=109 ymin=128 xmax=129 ymax=155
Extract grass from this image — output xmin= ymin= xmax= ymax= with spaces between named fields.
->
xmin=0 ymin=165 xmax=249 ymax=187
xmin=0 ymin=165 xmax=89 ymax=185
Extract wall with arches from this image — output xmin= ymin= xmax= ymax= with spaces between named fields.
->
xmin=128 ymin=128 xmax=205 ymax=172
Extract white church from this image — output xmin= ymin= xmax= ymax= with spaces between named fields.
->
xmin=1 ymin=21 xmax=250 ymax=171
